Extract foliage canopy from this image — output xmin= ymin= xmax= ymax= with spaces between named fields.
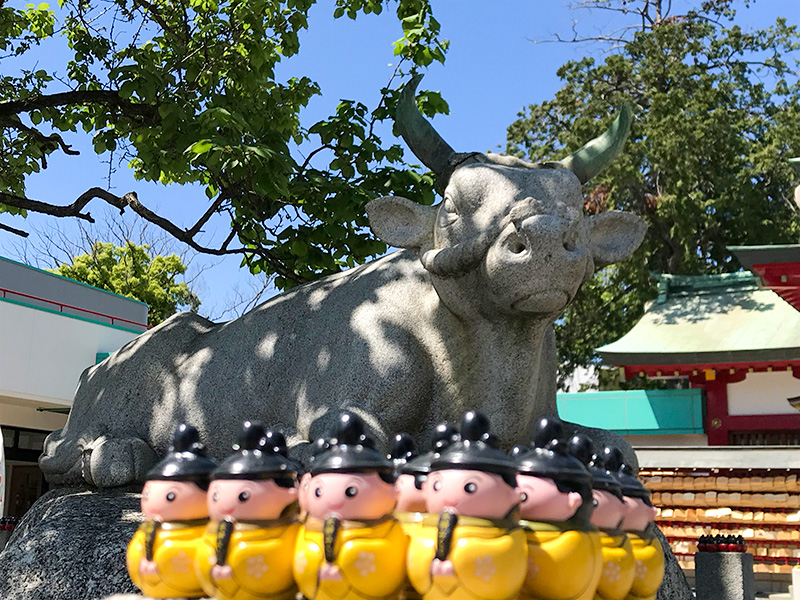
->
xmin=53 ymin=241 xmax=199 ymax=325
xmin=506 ymin=2 xmax=800 ymax=386
xmin=1 ymin=0 xmax=447 ymax=289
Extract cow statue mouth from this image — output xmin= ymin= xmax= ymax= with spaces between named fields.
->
xmin=512 ymin=289 xmax=572 ymax=315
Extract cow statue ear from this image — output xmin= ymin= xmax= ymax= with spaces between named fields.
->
xmin=586 ymin=211 xmax=648 ymax=268
xmin=366 ymin=196 xmax=437 ymax=250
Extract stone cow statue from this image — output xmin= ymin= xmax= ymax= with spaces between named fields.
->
xmin=40 ymin=77 xmax=647 ymax=488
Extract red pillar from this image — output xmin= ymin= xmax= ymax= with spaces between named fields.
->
xmin=689 ymin=370 xmax=746 ymax=446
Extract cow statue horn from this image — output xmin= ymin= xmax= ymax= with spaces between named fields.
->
xmin=396 ymin=74 xmax=457 ymax=191
xmin=557 ymin=102 xmax=633 ymax=184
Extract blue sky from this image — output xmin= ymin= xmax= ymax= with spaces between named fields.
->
xmin=2 ymin=0 xmax=798 ymax=320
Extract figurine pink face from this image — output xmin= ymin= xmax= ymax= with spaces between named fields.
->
xmin=208 ymin=478 xmax=297 ymax=521
xmin=306 ymin=471 xmax=397 ymax=521
xmin=141 ymin=480 xmax=208 ymax=521
xmin=395 ymin=473 xmax=427 ymax=513
xmin=298 ymin=472 xmax=312 ymax=515
xmin=424 ymin=469 xmax=522 ymax=519
xmin=590 ymin=490 xmax=626 ymax=530
xmin=517 ymin=474 xmax=582 ymax=522
xmin=620 ymin=496 xmax=658 ymax=532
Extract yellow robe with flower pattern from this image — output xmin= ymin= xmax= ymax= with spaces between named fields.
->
xmin=406 ymin=514 xmax=527 ymax=600
xmin=396 ymin=513 xmax=426 ymax=600
xmin=293 ymin=516 xmax=409 ymax=600
xmin=625 ymin=533 xmax=664 ymax=600
xmin=194 ymin=519 xmax=300 ymax=600
xmin=593 ymin=531 xmax=635 ymax=600
xmin=519 ymin=520 xmax=602 ymax=600
xmin=127 ymin=519 xmax=207 ymax=598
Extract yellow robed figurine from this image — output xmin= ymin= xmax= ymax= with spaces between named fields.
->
xmin=127 ymin=423 xmax=217 ymax=598
xmin=604 ymin=449 xmax=663 ymax=600
xmin=293 ymin=412 xmax=408 ymax=600
xmin=194 ymin=423 xmax=300 ymax=600
xmin=390 ymin=426 xmax=460 ymax=600
xmin=406 ymin=411 xmax=527 ymax=600
xmin=580 ymin=444 xmax=635 ymax=600
xmin=512 ymin=419 xmax=602 ymax=600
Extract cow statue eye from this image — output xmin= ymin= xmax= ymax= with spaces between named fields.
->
xmin=238 ymin=491 xmax=250 ymax=502
xmin=345 ymin=486 xmax=358 ymax=498
xmin=464 ymin=482 xmax=477 ymax=494
xmin=443 ymin=198 xmax=457 ymax=213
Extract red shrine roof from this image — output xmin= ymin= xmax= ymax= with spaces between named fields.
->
xmin=729 ymin=245 xmax=800 ymax=313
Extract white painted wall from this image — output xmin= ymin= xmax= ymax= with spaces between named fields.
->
xmin=0 ymin=300 xmax=140 ymax=407
xmin=728 ymin=370 xmax=800 ymax=416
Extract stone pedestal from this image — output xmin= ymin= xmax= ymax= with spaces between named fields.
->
xmin=695 ymin=552 xmax=755 ymax=600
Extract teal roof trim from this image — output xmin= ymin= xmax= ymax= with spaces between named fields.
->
xmin=0 ymin=255 xmax=149 ymax=307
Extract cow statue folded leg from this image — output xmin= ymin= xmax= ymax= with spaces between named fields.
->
xmin=40 ymin=76 xmax=647 ymax=488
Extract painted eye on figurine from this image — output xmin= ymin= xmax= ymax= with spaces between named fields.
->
xmin=238 ymin=491 xmax=250 ymax=502
xmin=345 ymin=486 xmax=358 ymax=498
xmin=166 ymin=492 xmax=176 ymax=502
xmin=212 ymin=491 xmax=219 ymax=502
xmin=433 ymin=480 xmax=442 ymax=491
xmin=520 ymin=492 xmax=528 ymax=502
xmin=464 ymin=483 xmax=477 ymax=494
xmin=315 ymin=487 xmax=323 ymax=498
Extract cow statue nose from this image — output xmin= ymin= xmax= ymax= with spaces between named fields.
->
xmin=514 ymin=214 xmax=582 ymax=257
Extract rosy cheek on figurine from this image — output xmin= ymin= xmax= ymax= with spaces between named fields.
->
xmin=139 ymin=480 xmax=208 ymax=575
xmin=395 ymin=473 xmax=427 ymax=513
xmin=517 ymin=475 xmax=582 ymax=522
xmin=590 ymin=489 xmax=627 ymax=530
xmin=620 ymin=496 xmax=657 ymax=532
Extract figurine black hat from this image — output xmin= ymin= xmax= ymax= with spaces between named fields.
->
xmin=399 ymin=423 xmax=459 ymax=489
xmin=212 ymin=421 xmax=298 ymax=481
xmin=310 ymin=412 xmax=393 ymax=477
xmin=402 ymin=422 xmax=459 ymax=478
xmin=430 ymin=411 xmax=517 ymax=485
xmin=389 ymin=433 xmax=418 ymax=477
xmin=146 ymin=423 xmax=217 ymax=487
xmin=569 ymin=434 xmax=624 ymax=500
xmin=515 ymin=417 xmax=591 ymax=487
xmin=603 ymin=446 xmax=652 ymax=504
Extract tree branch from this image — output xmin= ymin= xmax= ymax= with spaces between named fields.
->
xmin=0 ymin=221 xmax=29 ymax=237
xmin=0 ymin=187 xmax=302 ymax=283
xmin=0 ymin=90 xmax=157 ymax=122
xmin=1 ymin=118 xmax=80 ymax=162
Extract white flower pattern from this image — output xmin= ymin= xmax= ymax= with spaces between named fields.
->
xmin=635 ymin=559 xmax=648 ymax=580
xmin=171 ymin=551 xmax=192 ymax=574
xmin=247 ymin=556 xmax=269 ymax=578
xmin=295 ymin=552 xmax=308 ymax=574
xmin=474 ymin=556 xmax=497 ymax=582
xmin=527 ymin=556 xmax=540 ymax=580
xmin=354 ymin=551 xmax=377 ymax=577
xmin=603 ymin=561 xmax=621 ymax=583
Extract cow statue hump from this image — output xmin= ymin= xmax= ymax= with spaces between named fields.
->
xmin=40 ymin=77 xmax=647 ymax=488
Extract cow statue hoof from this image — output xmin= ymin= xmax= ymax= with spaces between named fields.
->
xmin=81 ymin=436 xmax=158 ymax=488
